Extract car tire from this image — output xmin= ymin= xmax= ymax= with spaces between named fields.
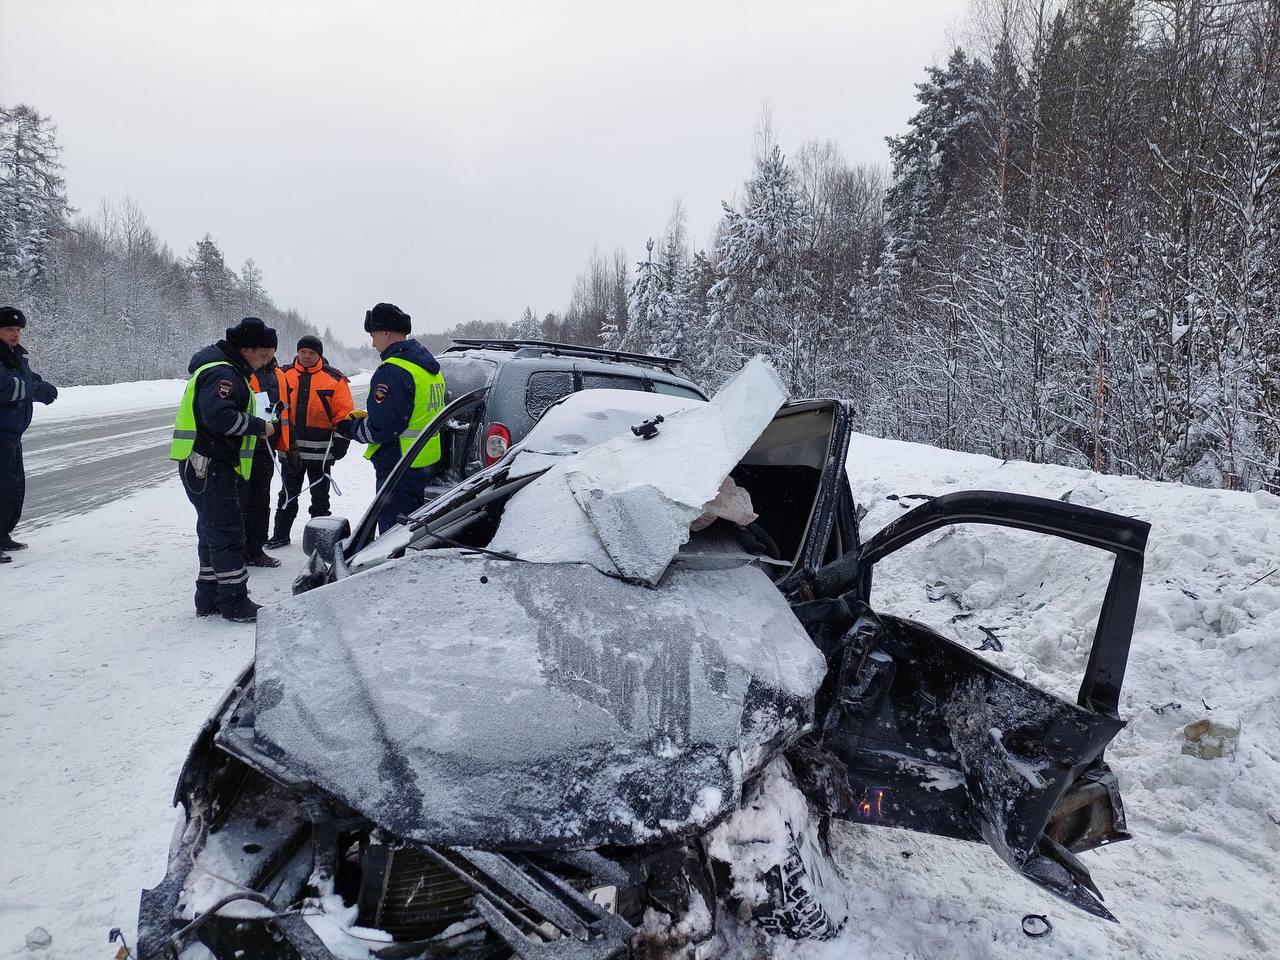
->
xmin=705 ymin=757 xmax=844 ymax=941
xmin=751 ymin=837 xmax=838 ymax=940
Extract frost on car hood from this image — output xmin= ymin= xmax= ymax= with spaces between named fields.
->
xmin=490 ymin=357 xmax=787 ymax=585
xmin=251 ymin=553 xmax=826 ymax=849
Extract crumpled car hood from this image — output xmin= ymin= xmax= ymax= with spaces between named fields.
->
xmin=489 ymin=357 xmax=787 ymax=585
xmin=251 ymin=553 xmax=826 ymax=849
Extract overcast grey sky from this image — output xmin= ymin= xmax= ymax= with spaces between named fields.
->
xmin=2 ymin=0 xmax=965 ymax=346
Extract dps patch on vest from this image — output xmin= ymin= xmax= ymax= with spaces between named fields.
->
xmin=373 ymin=383 xmax=389 ymax=404
xmin=217 ymin=379 xmax=234 ymax=399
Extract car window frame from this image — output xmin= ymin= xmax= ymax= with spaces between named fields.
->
xmin=348 ymin=388 xmax=489 ymax=555
xmin=523 ymin=369 xmax=578 ymax=422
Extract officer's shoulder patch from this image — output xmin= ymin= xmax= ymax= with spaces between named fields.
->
xmin=372 ymin=382 xmax=389 ymax=403
xmin=217 ymin=379 xmax=234 ymax=399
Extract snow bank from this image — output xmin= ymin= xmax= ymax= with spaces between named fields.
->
xmin=31 ymin=370 xmax=373 ymax=426
xmin=32 ymin=377 xmax=188 ymax=424
xmin=768 ymin=434 xmax=1280 ymax=960
xmin=0 ymin=448 xmax=378 ymax=960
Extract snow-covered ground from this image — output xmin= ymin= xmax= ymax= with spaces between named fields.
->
xmin=2 ymin=430 xmax=1277 ymax=959
xmin=0 ymin=451 xmax=379 ymax=960
xmin=777 ymin=436 xmax=1280 ymax=960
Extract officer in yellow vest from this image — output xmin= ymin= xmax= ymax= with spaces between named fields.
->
xmin=170 ymin=318 xmax=278 ymax=622
xmin=334 ymin=302 xmax=446 ymax=533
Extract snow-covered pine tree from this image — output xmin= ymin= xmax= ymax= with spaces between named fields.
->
xmin=653 ymin=261 xmax=695 ymax=360
xmin=0 ymin=103 xmax=71 ymax=300
xmin=882 ymin=50 xmax=978 ymax=280
xmin=621 ymin=238 xmax=665 ymax=354
xmin=188 ymin=235 xmax=234 ymax=312
xmin=879 ymin=49 xmax=985 ymax=449
xmin=240 ymin=258 xmax=264 ymax=313
xmin=513 ymin=305 xmax=543 ymax=339
xmin=708 ymin=143 xmax=816 ymax=393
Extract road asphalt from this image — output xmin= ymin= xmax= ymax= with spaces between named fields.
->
xmin=21 ymin=409 xmax=178 ymax=527
xmin=18 ymin=374 xmax=372 ymax=528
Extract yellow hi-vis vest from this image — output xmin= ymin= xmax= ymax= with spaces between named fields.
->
xmin=169 ymin=360 xmax=258 ymax=479
xmin=364 ymin=356 xmax=447 ymax=468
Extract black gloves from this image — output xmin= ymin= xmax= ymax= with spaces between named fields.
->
xmin=33 ymin=381 xmax=57 ymax=404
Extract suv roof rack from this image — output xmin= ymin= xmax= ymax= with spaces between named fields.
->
xmin=445 ymin=338 xmax=684 ymax=372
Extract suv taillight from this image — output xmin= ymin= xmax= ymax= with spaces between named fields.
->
xmin=484 ymin=422 xmax=511 ymax=465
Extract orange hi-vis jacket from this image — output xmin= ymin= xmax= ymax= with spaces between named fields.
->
xmin=283 ymin=358 xmax=355 ymax=462
xmin=249 ymin=364 xmax=291 ymax=452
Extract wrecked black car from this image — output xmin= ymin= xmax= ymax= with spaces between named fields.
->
xmin=137 ymin=359 xmax=1149 ymax=959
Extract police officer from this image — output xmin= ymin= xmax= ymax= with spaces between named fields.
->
xmin=244 ymin=344 xmax=290 ymax=568
xmin=170 ymin=318 xmax=277 ymax=621
xmin=335 ymin=302 xmax=446 ymax=533
xmin=0 ymin=306 xmax=58 ymax=565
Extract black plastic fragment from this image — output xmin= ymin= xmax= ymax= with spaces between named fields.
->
xmin=975 ymin=626 xmax=1004 ymax=652
xmin=630 ymin=414 xmax=664 ymax=440
xmin=1022 ymin=914 xmax=1053 ymax=938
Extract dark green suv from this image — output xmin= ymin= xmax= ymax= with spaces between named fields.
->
xmin=433 ymin=338 xmax=707 ymax=487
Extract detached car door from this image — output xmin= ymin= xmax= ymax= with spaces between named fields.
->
xmin=803 ymin=491 xmax=1148 ymax=920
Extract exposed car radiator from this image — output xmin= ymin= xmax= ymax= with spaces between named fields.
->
xmin=357 ymin=844 xmax=478 ymax=940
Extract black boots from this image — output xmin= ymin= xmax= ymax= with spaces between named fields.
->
xmin=264 ymin=536 xmax=291 ymax=549
xmin=0 ymin=536 xmax=26 ymax=551
xmin=246 ymin=551 xmax=282 ymax=568
xmin=221 ymin=597 xmax=263 ymax=623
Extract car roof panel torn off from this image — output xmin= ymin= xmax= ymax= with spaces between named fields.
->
xmin=490 ymin=356 xmax=788 ymax=585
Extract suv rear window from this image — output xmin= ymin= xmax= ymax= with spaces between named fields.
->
xmin=438 ymin=356 xmax=498 ymax=400
xmin=526 ymin=371 xmax=575 ymax=420
xmin=580 ymin=373 xmax=647 ymax=393
xmin=653 ymin=382 xmax=704 ymax=400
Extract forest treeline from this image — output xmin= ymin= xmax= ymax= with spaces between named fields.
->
xmin=5 ymin=0 xmax=1278 ymax=491
xmin=476 ymin=0 xmax=1279 ymax=492
xmin=0 ymin=104 xmax=365 ymax=383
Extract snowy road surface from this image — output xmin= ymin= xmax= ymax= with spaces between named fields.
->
xmin=21 ymin=410 xmax=176 ymax=526
xmin=18 ymin=374 xmax=369 ymax=527
xmin=1 ymin=431 xmax=1278 ymax=959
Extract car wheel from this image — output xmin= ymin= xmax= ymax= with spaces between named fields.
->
xmin=704 ymin=756 xmax=844 ymax=941
xmin=751 ymin=838 xmax=837 ymax=940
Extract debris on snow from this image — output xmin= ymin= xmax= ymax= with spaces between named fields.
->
xmin=1180 ymin=716 xmax=1241 ymax=761
xmin=23 ymin=928 xmax=51 ymax=951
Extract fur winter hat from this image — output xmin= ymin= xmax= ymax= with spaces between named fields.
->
xmin=226 ymin=317 xmax=277 ymax=350
xmin=364 ymin=302 xmax=411 ymax=335
xmin=0 ymin=306 xmax=27 ymax=329
xmin=297 ymin=335 xmax=324 ymax=356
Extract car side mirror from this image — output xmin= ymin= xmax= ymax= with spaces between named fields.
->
xmin=302 ymin=516 xmax=351 ymax=564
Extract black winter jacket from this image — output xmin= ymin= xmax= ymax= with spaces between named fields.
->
xmin=0 ymin=342 xmax=57 ymax=440
xmin=187 ymin=342 xmax=269 ymax=466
